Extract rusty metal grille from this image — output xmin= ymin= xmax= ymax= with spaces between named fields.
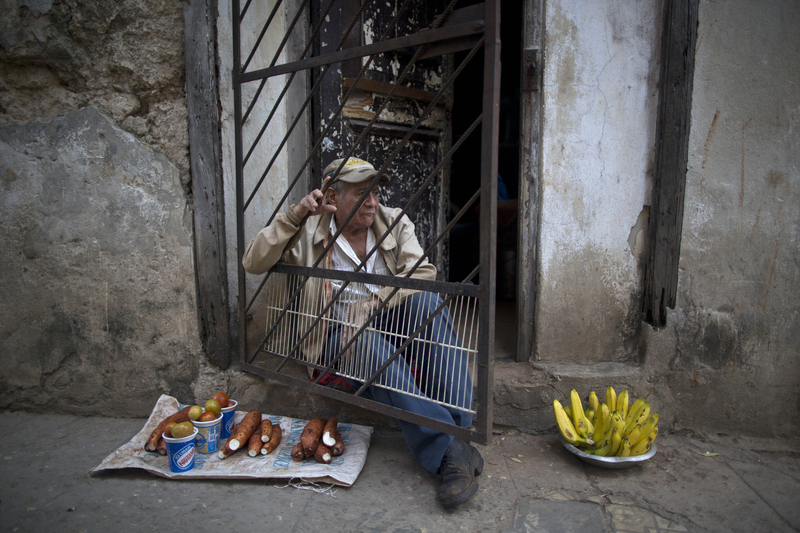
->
xmin=233 ymin=0 xmax=500 ymax=444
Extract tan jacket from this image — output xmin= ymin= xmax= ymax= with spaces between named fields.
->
xmin=242 ymin=205 xmax=437 ymax=370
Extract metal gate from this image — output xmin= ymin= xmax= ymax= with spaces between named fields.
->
xmin=233 ymin=0 xmax=500 ymax=444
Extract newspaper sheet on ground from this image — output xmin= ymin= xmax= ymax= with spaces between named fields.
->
xmin=90 ymin=394 xmax=373 ymax=487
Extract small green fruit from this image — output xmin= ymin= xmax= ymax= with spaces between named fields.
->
xmin=204 ymin=399 xmax=221 ymax=417
xmin=188 ymin=405 xmax=203 ymax=421
xmin=170 ymin=421 xmax=194 ymax=439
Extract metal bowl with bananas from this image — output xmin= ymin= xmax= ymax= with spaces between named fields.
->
xmin=553 ymin=387 xmax=659 ymax=468
xmin=560 ymin=437 xmax=657 ymax=469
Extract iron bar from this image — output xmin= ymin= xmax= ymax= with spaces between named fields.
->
xmin=475 ymin=0 xmax=501 ymax=443
xmin=239 ymin=21 xmax=484 ymax=83
xmin=268 ymin=263 xmax=480 ymax=297
xmin=240 ymin=361 xmax=479 ymax=443
xmin=233 ymin=0 xmax=247 ymax=368
xmin=239 ymin=0 xmax=252 ymax=23
xmin=241 ymin=0 xmax=283 ymax=74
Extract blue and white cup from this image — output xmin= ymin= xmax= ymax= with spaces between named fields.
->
xmin=192 ymin=413 xmax=223 ymax=454
xmin=220 ymin=399 xmax=238 ymax=440
xmin=163 ymin=427 xmax=198 ymax=473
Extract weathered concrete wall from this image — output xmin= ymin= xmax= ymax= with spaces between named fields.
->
xmin=532 ymin=0 xmax=800 ymax=438
xmin=0 ymin=0 xmax=210 ymax=416
xmin=536 ymin=0 xmax=661 ymax=362
xmin=645 ymin=0 xmax=800 ymax=437
xmin=0 ymin=107 xmax=204 ymax=414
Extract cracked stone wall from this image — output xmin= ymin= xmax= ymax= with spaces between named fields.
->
xmin=536 ymin=0 xmax=661 ymax=362
xmin=0 ymin=0 xmax=210 ymax=416
xmin=0 ymin=0 xmax=190 ymax=187
xmin=0 ymin=107 xmax=204 ymax=414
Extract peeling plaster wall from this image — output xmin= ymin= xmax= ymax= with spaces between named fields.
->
xmin=646 ymin=0 xmax=800 ymax=437
xmin=536 ymin=0 xmax=661 ymax=362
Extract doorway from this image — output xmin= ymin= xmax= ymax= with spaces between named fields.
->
xmin=231 ymin=0 xmax=503 ymax=444
xmin=449 ymin=0 xmax=522 ymax=361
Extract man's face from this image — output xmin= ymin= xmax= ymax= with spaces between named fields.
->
xmin=332 ymin=180 xmax=380 ymax=230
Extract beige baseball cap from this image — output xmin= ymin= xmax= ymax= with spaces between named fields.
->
xmin=323 ymin=157 xmax=389 ymax=184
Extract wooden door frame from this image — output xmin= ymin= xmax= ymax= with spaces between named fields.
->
xmin=643 ymin=0 xmax=699 ymax=328
xmin=516 ymin=0 xmax=543 ymax=362
xmin=183 ymin=0 xmax=231 ymax=369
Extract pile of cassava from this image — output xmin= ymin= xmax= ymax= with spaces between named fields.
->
xmin=291 ymin=417 xmax=345 ymax=465
xmin=144 ymin=408 xmax=283 ymax=458
xmin=218 ymin=410 xmax=283 ymax=459
xmin=144 ymin=408 xmax=345 ymax=463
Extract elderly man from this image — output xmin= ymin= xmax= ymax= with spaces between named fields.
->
xmin=242 ymin=157 xmax=483 ymax=509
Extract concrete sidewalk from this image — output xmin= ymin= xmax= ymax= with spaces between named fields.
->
xmin=1 ymin=411 xmax=798 ymax=532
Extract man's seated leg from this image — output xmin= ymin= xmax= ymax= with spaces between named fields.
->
xmin=350 ymin=328 xmax=458 ymax=471
xmin=328 ymin=321 xmax=482 ymax=509
xmin=377 ymin=292 xmax=483 ymax=509
xmin=380 ymin=291 xmax=475 ymax=427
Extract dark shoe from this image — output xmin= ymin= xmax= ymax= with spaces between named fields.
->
xmin=437 ymin=438 xmax=484 ymax=510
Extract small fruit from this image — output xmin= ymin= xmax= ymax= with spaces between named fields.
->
xmin=188 ymin=405 xmax=203 ymax=421
xmin=198 ymin=410 xmax=217 ymax=422
xmin=211 ymin=392 xmax=230 ymax=408
xmin=204 ymin=399 xmax=222 ymax=416
xmin=164 ymin=421 xmax=176 ymax=438
xmin=170 ymin=421 xmax=194 ymax=439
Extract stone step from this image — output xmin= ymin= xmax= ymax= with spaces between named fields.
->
xmin=492 ymin=360 xmax=646 ymax=434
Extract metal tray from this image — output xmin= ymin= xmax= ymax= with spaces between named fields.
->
xmin=561 ymin=437 xmax=657 ymax=469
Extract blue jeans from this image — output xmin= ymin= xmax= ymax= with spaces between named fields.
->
xmin=324 ymin=291 xmax=474 ymax=474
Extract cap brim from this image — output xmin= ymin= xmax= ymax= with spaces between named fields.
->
xmin=336 ymin=170 xmax=389 ymax=184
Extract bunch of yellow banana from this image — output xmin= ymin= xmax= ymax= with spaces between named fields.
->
xmin=553 ymin=386 xmax=659 ymax=457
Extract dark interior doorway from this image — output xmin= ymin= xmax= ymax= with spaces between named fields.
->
xmin=449 ymin=0 xmax=521 ymax=359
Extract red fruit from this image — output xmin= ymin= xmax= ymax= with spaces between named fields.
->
xmin=198 ymin=411 xmax=217 ymax=422
xmin=211 ymin=392 xmax=230 ymax=408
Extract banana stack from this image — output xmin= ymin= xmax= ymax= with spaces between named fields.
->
xmin=553 ymin=387 xmax=659 ymax=457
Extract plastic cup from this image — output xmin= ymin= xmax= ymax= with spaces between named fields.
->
xmin=163 ymin=427 xmax=198 ymax=473
xmin=220 ymin=399 xmax=238 ymax=439
xmin=192 ymin=413 xmax=223 ymax=453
